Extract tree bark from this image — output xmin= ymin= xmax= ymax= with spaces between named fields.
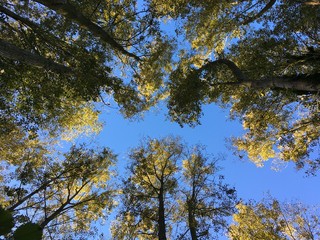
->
xmin=202 ymin=59 xmax=320 ymax=93
xmin=242 ymin=73 xmax=320 ymax=93
xmin=0 ymin=39 xmax=72 ymax=74
xmin=241 ymin=0 xmax=277 ymax=25
xmin=187 ymin=199 xmax=198 ymax=240
xmin=158 ymin=186 xmax=167 ymax=240
xmin=34 ymin=0 xmax=140 ymax=61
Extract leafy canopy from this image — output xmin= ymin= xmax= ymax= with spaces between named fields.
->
xmin=229 ymin=197 xmax=320 ymax=240
xmin=0 ymin=145 xmax=117 ymax=239
xmin=164 ymin=0 xmax=320 ymax=173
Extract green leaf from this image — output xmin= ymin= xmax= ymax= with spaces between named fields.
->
xmin=0 ymin=207 xmax=14 ymax=236
xmin=13 ymin=223 xmax=43 ymax=240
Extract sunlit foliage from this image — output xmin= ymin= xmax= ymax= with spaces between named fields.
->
xmin=178 ymin=147 xmax=237 ymax=240
xmin=229 ymin=197 xmax=320 ymax=240
xmin=0 ymin=145 xmax=117 ymax=239
xmin=166 ymin=0 xmax=320 ymax=173
xmin=111 ymin=137 xmax=182 ymax=239
xmin=112 ymin=137 xmax=236 ymax=240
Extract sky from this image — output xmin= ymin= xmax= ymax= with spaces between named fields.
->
xmin=95 ymin=103 xmax=320 ymax=204
xmin=86 ymin=101 xmax=320 ymax=238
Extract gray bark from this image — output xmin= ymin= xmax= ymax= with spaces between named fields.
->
xmin=202 ymin=59 xmax=320 ymax=93
xmin=0 ymin=39 xmax=72 ymax=74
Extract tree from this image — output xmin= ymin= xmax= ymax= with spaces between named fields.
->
xmin=111 ymin=137 xmax=237 ymax=240
xmin=178 ymin=147 xmax=237 ymax=240
xmin=111 ymin=137 xmax=182 ymax=240
xmin=0 ymin=0 xmax=173 ymax=140
xmin=228 ymin=197 xmax=320 ymax=240
xmin=0 ymin=145 xmax=117 ymax=239
xmin=165 ymin=0 xmax=320 ymax=173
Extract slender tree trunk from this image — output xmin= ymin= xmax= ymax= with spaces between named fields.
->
xmin=158 ymin=186 xmax=167 ymax=240
xmin=187 ymin=200 xmax=198 ymax=240
xmin=0 ymin=5 xmax=73 ymax=56
xmin=241 ymin=0 xmax=276 ymax=25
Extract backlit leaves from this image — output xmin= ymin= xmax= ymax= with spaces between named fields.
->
xmin=229 ymin=198 xmax=320 ymax=240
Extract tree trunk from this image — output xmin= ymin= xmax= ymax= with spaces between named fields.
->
xmin=242 ymin=73 xmax=320 ymax=93
xmin=241 ymin=0 xmax=276 ymax=25
xmin=187 ymin=200 xmax=198 ymax=240
xmin=0 ymin=39 xmax=72 ymax=74
xmin=0 ymin=5 xmax=73 ymax=56
xmin=203 ymin=60 xmax=320 ymax=93
xmin=158 ymin=187 xmax=167 ymax=240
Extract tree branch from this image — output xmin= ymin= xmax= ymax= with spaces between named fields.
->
xmin=0 ymin=5 xmax=74 ymax=56
xmin=200 ymin=59 xmax=248 ymax=82
xmin=200 ymin=59 xmax=320 ymax=93
xmin=241 ymin=0 xmax=277 ymax=25
xmin=34 ymin=0 xmax=141 ymax=61
xmin=0 ymin=39 xmax=72 ymax=74
xmin=39 ymin=180 xmax=90 ymax=228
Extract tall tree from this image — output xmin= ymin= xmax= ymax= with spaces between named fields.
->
xmin=0 ymin=145 xmax=117 ymax=239
xmin=111 ymin=137 xmax=182 ymax=240
xmin=178 ymin=147 xmax=237 ymax=240
xmin=228 ymin=198 xmax=320 ymax=240
xmin=165 ymin=0 xmax=320 ymax=173
xmin=0 ymin=0 xmax=173 ymax=140
xmin=112 ymin=137 xmax=237 ymax=240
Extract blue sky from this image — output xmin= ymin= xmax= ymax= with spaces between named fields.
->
xmin=95 ymin=103 xmax=319 ymax=205
xmin=86 ymin=101 xmax=320 ymax=238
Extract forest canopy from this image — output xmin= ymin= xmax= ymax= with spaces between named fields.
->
xmin=1 ymin=0 xmax=320 ymax=239
xmin=1 ymin=0 xmax=319 ymax=172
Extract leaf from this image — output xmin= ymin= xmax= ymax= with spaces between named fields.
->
xmin=13 ymin=223 xmax=43 ymax=240
xmin=0 ymin=207 xmax=14 ymax=236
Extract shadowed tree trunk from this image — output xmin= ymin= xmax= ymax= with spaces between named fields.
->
xmin=0 ymin=39 xmax=72 ymax=74
xmin=158 ymin=185 xmax=167 ymax=240
xmin=200 ymin=59 xmax=320 ymax=93
xmin=187 ymin=199 xmax=198 ymax=240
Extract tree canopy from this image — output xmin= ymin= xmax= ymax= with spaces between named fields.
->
xmin=165 ymin=0 xmax=320 ymax=172
xmin=1 ymin=0 xmax=320 ymax=239
xmin=111 ymin=137 xmax=237 ymax=240
xmin=1 ymin=0 xmax=173 ymax=140
xmin=229 ymin=197 xmax=320 ymax=240
xmin=0 ymin=145 xmax=117 ymax=239
xmin=1 ymin=0 xmax=319 ymax=172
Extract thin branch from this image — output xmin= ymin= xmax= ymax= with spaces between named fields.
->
xmin=241 ymin=0 xmax=277 ymax=25
xmin=34 ymin=0 xmax=140 ymax=61
xmin=0 ymin=5 xmax=74 ymax=55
